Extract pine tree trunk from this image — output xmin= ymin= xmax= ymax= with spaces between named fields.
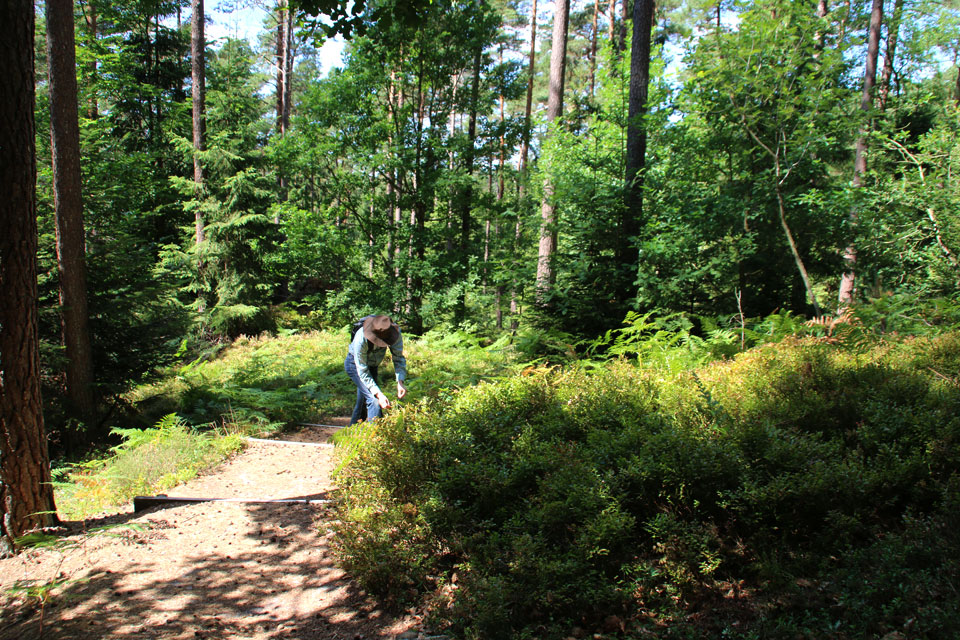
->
xmin=454 ymin=45 xmax=483 ymax=323
xmin=839 ymin=0 xmax=882 ymax=308
xmin=191 ymin=0 xmax=206 ymax=245
xmin=535 ymin=0 xmax=570 ymax=303
xmin=47 ymin=0 xmax=96 ymax=423
xmin=82 ymin=1 xmax=98 ymax=119
xmin=0 ymin=0 xmax=59 ymax=555
xmin=276 ymin=1 xmax=286 ymax=133
xmin=589 ymin=0 xmax=599 ymax=96
xmin=496 ymin=70 xmax=506 ymax=331
xmin=276 ymin=0 xmax=292 ymax=205
xmin=518 ymin=0 xmax=538 ymax=186
xmin=282 ymin=4 xmax=293 ymax=135
xmin=622 ymin=0 xmax=655 ymax=304
xmin=608 ymin=0 xmax=616 ymax=43
xmin=513 ymin=0 xmax=538 ymax=328
xmin=878 ymin=0 xmax=902 ymax=110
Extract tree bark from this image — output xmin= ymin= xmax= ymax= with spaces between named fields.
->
xmin=839 ymin=0 xmax=882 ymax=308
xmin=82 ymin=0 xmax=98 ymax=119
xmin=0 ymin=0 xmax=59 ymax=555
xmin=276 ymin=2 xmax=286 ymax=133
xmin=608 ymin=0 xmax=616 ymax=44
xmin=518 ymin=0 xmax=538 ymax=186
xmin=455 ymin=43 xmax=483 ymax=323
xmin=276 ymin=0 xmax=293 ymax=137
xmin=496 ymin=72 xmax=506 ymax=330
xmin=47 ymin=0 xmax=96 ymax=422
xmin=282 ymin=3 xmax=293 ymax=135
xmin=191 ymin=0 xmax=206 ymax=245
xmin=535 ymin=0 xmax=570 ymax=303
xmin=512 ymin=0 xmax=538 ymax=328
xmin=878 ymin=0 xmax=902 ymax=110
xmin=589 ymin=0 xmax=599 ymax=96
xmin=622 ymin=0 xmax=655 ymax=303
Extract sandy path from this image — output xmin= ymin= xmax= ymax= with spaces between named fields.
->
xmin=0 ymin=422 xmax=420 ymax=640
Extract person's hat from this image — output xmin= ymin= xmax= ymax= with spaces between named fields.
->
xmin=363 ymin=315 xmax=400 ymax=347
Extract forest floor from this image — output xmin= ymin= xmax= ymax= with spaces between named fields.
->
xmin=0 ymin=420 xmax=423 ymax=640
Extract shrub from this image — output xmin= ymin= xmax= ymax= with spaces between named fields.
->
xmin=333 ymin=333 xmax=960 ymax=638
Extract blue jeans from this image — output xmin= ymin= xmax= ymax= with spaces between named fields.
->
xmin=344 ymin=355 xmax=379 ymax=425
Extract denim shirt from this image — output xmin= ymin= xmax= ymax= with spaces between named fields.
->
xmin=348 ymin=327 xmax=407 ymax=397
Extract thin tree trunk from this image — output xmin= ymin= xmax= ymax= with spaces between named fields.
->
xmin=274 ymin=0 xmax=291 ymax=209
xmin=535 ymin=0 xmax=570 ymax=303
xmin=47 ymin=0 xmax=96 ymax=422
xmin=736 ymin=105 xmax=822 ymax=317
xmin=814 ymin=0 xmax=828 ymax=53
xmin=82 ymin=0 xmax=98 ymax=119
xmin=838 ymin=0 xmax=852 ymax=50
xmin=776 ymin=177 xmax=821 ymax=317
xmin=955 ymin=49 xmax=960 ymax=106
xmin=446 ymin=73 xmax=460 ymax=256
xmin=622 ymin=0 xmax=655 ymax=303
xmin=496 ymin=69 xmax=506 ymax=331
xmin=408 ymin=53 xmax=427 ymax=333
xmin=386 ymin=72 xmax=396 ymax=278
xmin=518 ymin=0 xmax=538 ymax=187
xmin=878 ymin=0 xmax=902 ymax=110
xmin=456 ymin=44 xmax=483 ymax=322
xmin=191 ymin=0 xmax=205 ymax=245
xmin=282 ymin=3 xmax=293 ymax=135
xmin=839 ymin=0 xmax=882 ymax=308
xmin=512 ymin=0 xmax=538 ymax=326
xmin=589 ymin=0 xmax=599 ymax=96
xmin=608 ymin=0 xmax=616 ymax=43
xmin=1 ymin=0 xmax=59 ymax=555
xmin=618 ymin=0 xmax=628 ymax=54
xmin=276 ymin=1 xmax=286 ymax=133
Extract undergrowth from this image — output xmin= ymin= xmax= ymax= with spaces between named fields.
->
xmin=53 ymin=414 xmax=246 ymax=520
xmin=332 ymin=331 xmax=960 ymax=639
xmin=128 ymin=327 xmax=519 ymax=427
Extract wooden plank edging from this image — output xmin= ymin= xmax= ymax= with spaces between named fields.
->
xmin=133 ymin=495 xmax=332 ymax=513
xmin=245 ymin=437 xmax=334 ymax=448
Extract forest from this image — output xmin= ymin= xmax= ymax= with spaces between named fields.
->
xmin=2 ymin=0 xmax=960 ymax=636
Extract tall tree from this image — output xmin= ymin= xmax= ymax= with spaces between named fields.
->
xmin=80 ymin=0 xmax=98 ymax=119
xmin=1 ymin=0 xmax=59 ymax=555
xmin=622 ymin=0 xmax=656 ymax=304
xmin=878 ymin=0 xmax=903 ymax=110
xmin=191 ymin=0 xmax=206 ymax=245
xmin=589 ymin=0 xmax=599 ymax=96
xmin=455 ymin=33 xmax=485 ymax=323
xmin=838 ymin=0 xmax=883 ymax=307
xmin=535 ymin=0 xmax=570 ymax=303
xmin=276 ymin=0 xmax=293 ymax=136
xmin=46 ymin=0 xmax=96 ymax=422
xmin=512 ymin=0 xmax=538 ymax=327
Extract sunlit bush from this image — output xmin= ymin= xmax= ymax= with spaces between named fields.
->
xmin=334 ymin=333 xmax=960 ymax=638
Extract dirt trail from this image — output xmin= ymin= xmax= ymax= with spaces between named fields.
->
xmin=0 ymin=421 xmax=420 ymax=640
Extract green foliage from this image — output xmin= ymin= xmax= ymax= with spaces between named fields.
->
xmin=129 ymin=327 xmax=520 ymax=429
xmin=159 ymin=38 xmax=278 ymax=339
xmin=53 ymin=414 xmax=245 ymax=520
xmin=333 ymin=332 xmax=960 ymax=638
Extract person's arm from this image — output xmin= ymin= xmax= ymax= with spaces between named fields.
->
xmin=390 ymin=334 xmax=407 ymax=399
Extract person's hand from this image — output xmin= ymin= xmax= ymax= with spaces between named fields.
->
xmin=397 ymin=381 xmax=407 ymax=400
xmin=376 ymin=392 xmax=391 ymax=410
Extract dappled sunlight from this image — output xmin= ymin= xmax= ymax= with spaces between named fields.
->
xmin=0 ymin=428 xmax=415 ymax=640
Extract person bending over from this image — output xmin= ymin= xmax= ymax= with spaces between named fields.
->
xmin=344 ymin=315 xmax=408 ymax=425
